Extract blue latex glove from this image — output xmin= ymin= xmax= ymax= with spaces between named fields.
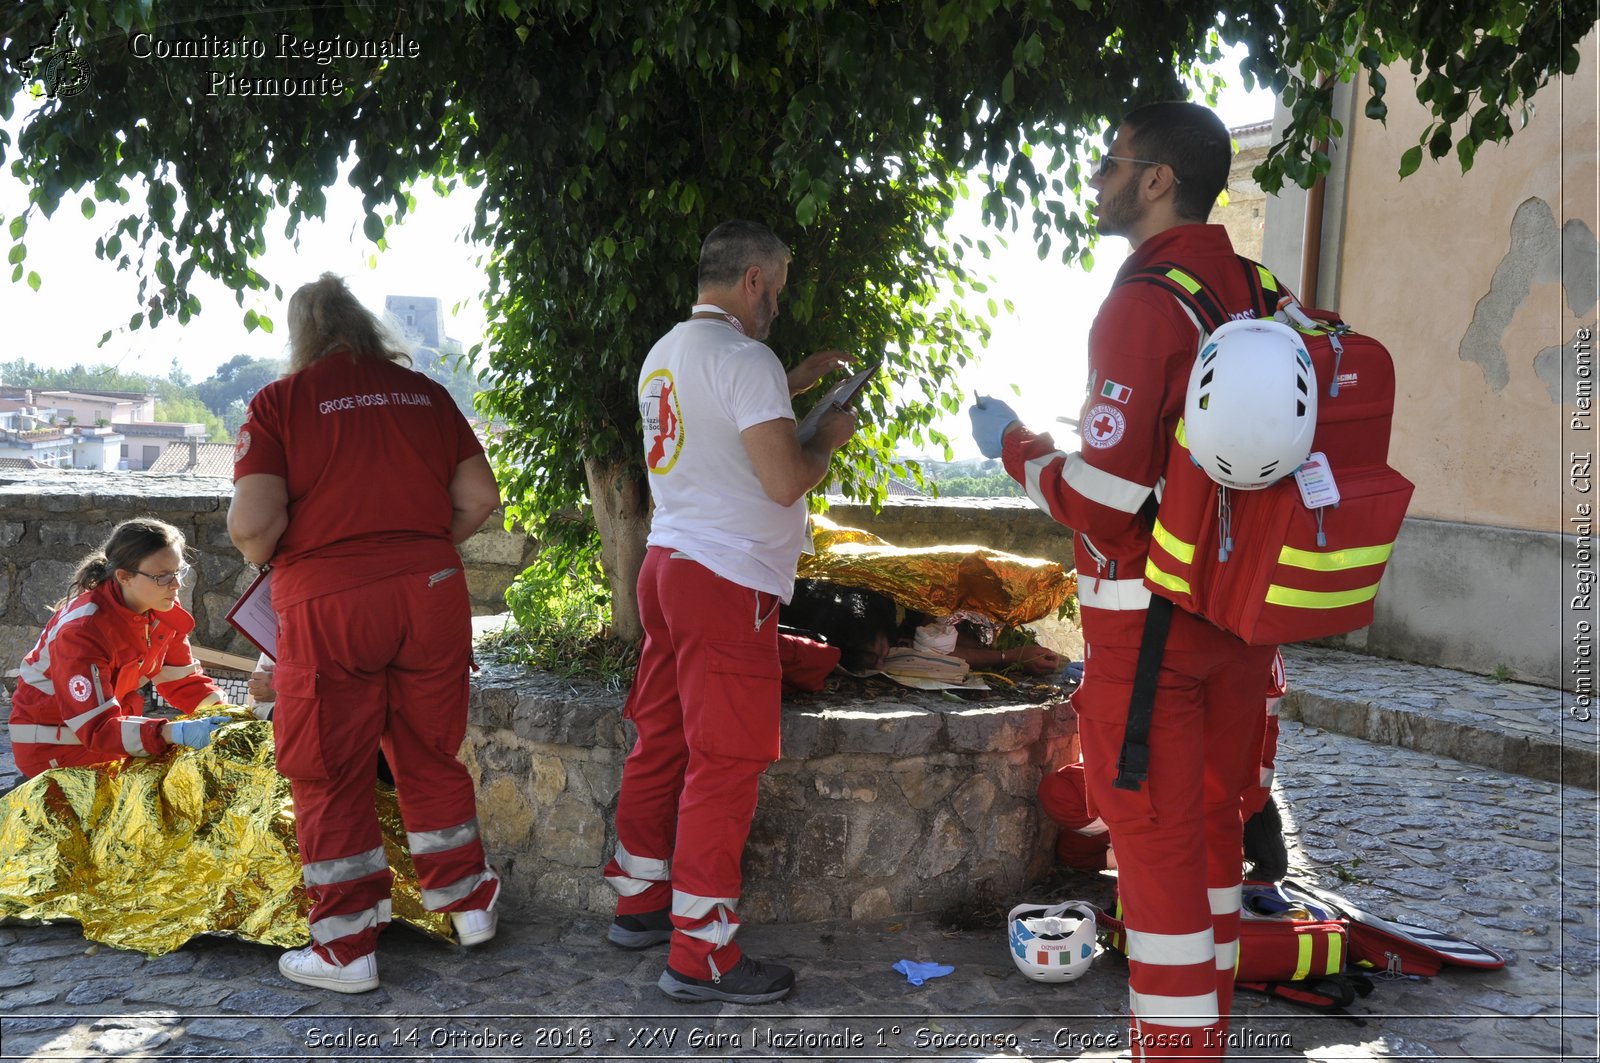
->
xmin=166 ymin=716 xmax=230 ymax=750
xmin=892 ymin=959 xmax=955 ymax=986
xmin=968 ymin=394 xmax=1020 ymax=458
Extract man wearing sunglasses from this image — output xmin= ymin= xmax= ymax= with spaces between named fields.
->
xmin=969 ymin=101 xmax=1281 ymax=1058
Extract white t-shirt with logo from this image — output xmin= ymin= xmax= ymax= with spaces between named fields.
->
xmin=639 ymin=317 xmax=806 ymax=600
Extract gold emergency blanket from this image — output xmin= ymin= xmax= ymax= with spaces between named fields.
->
xmin=797 ymin=515 xmax=1076 ymax=626
xmin=0 ymin=710 xmax=450 ymax=955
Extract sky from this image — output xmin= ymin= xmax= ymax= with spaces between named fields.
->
xmin=3 ymin=55 xmax=1273 ymax=459
xmin=0 ymin=127 xmax=488 ymax=384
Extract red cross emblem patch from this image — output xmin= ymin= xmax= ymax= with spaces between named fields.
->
xmin=1084 ymin=403 xmax=1126 ymax=449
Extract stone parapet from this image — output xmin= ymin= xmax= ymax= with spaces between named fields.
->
xmin=0 ymin=470 xmax=536 ymax=674
xmin=459 ymin=662 xmax=1078 ymax=921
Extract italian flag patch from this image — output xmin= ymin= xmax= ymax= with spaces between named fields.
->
xmin=1099 ymin=380 xmax=1132 ymax=403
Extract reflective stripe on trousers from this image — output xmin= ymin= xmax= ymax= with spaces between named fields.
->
xmin=604 ymin=843 xmax=671 ymax=897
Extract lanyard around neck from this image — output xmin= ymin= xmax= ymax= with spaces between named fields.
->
xmin=690 ymin=303 xmax=746 ymax=335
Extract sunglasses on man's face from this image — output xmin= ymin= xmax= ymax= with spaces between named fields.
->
xmin=1093 ymin=154 xmax=1168 ymax=180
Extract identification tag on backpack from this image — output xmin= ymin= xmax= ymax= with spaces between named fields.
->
xmin=1293 ymin=452 xmax=1341 ymax=509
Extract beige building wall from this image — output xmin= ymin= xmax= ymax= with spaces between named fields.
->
xmin=1335 ymin=35 xmax=1597 ymax=532
xmin=1258 ymin=30 xmax=1597 ymax=687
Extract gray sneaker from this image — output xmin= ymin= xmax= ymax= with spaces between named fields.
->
xmin=658 ymin=954 xmax=794 ymax=1004
xmin=608 ymin=908 xmax=673 ymax=949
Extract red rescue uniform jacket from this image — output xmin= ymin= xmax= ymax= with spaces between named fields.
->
xmin=1001 ymin=223 xmax=1273 ymax=647
xmin=10 ymin=580 xmax=220 ymax=773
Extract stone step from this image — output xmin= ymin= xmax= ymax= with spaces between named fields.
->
xmin=1280 ymin=644 xmax=1595 ymax=790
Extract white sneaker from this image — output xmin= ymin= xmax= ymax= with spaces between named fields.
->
xmin=451 ymin=867 xmax=502 ymax=947
xmin=278 ymin=946 xmax=379 ymax=993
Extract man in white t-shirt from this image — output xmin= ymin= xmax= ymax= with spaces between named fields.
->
xmin=602 ymin=220 xmax=858 ymax=1005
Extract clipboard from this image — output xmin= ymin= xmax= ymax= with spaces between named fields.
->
xmin=225 ymin=569 xmax=277 ymax=661
xmin=796 ymin=362 xmax=878 ymax=445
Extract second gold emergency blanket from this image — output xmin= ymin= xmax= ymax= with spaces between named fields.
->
xmin=0 ymin=712 xmax=450 ymax=955
xmin=797 ymin=515 xmax=1076 ymax=627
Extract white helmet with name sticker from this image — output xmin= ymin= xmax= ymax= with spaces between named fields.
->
xmin=1007 ymin=900 xmax=1097 ymax=983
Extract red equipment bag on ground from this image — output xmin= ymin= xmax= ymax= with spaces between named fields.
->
xmin=1096 ymin=880 xmax=1505 ymax=1011
xmin=1281 ymin=877 xmax=1508 ymax=978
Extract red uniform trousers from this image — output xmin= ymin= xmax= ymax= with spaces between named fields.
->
xmin=272 ymin=568 xmax=497 ymax=966
xmin=603 ymin=547 xmax=782 ymax=980
xmin=1043 ymin=650 xmax=1287 ymax=873
xmin=1037 ymin=762 xmax=1115 ymax=871
xmin=1242 ymin=652 xmax=1286 ymax=818
xmin=1072 ymin=607 xmax=1275 ymax=1060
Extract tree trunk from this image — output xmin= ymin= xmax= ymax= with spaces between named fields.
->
xmin=583 ymin=455 xmax=651 ymax=645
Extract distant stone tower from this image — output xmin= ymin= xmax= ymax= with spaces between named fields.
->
xmin=384 ymin=295 xmax=447 ymax=350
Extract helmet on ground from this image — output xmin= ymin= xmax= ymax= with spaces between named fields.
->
xmin=1007 ymin=900 xmax=1096 ymax=983
xmin=1184 ymin=319 xmax=1318 ymax=490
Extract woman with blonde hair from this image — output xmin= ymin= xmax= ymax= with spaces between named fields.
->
xmin=229 ymin=273 xmax=502 ymax=993
xmin=10 ymin=518 xmax=228 ymax=778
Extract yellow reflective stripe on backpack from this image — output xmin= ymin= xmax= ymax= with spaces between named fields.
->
xmin=1293 ymin=935 xmax=1314 ymax=982
xmin=1145 ymin=558 xmax=1192 ymax=596
xmin=1151 ymin=519 xmax=1196 ymax=564
xmin=1278 ymin=542 xmax=1395 ymax=571
xmin=1257 ymin=264 xmax=1278 ymax=293
xmin=1265 ymin=583 xmax=1382 ymax=609
xmin=1164 ymin=267 xmax=1202 ymax=294
xmin=1288 ymin=929 xmax=1343 ymax=980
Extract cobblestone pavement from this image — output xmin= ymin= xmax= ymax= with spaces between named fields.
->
xmin=2 ymin=652 xmax=1597 ymax=1062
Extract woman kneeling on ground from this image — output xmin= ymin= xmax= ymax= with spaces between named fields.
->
xmin=10 ymin=518 xmax=230 ymax=779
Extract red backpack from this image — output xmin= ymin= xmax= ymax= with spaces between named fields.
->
xmin=1128 ymin=258 xmax=1414 ymax=645
xmin=1110 ymin=259 xmax=1414 ymax=794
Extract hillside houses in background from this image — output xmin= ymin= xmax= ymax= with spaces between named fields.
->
xmin=1 ymin=291 xmax=492 ymax=476
xmin=0 ymin=386 xmax=205 ymax=472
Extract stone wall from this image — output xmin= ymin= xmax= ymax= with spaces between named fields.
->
xmin=0 ymin=470 xmax=536 ymax=674
xmin=0 ymin=476 xmax=1075 ymax=678
xmin=460 ymin=663 xmax=1078 ymax=920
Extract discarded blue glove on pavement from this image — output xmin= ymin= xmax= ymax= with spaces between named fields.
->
xmin=893 ymin=959 xmax=955 ymax=986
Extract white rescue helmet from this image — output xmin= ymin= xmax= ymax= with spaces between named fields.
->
xmin=1007 ymin=900 xmax=1097 ymax=983
xmin=1184 ymin=318 xmax=1318 ymax=490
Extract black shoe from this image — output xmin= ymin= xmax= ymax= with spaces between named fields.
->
xmin=608 ymin=908 xmax=673 ymax=949
xmin=1243 ymin=794 xmax=1289 ymax=884
xmin=658 ymin=954 xmax=794 ymax=1004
